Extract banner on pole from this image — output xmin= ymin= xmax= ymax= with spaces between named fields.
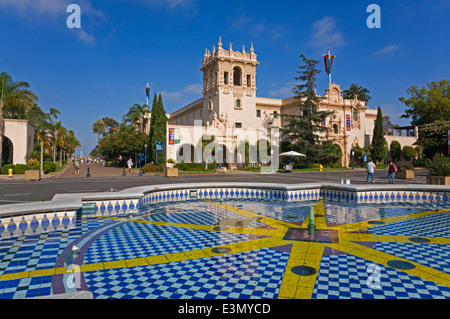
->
xmin=323 ymin=50 xmax=335 ymax=74
xmin=346 ymin=114 xmax=351 ymax=131
xmin=146 ymin=84 xmax=150 ymax=99
xmin=169 ymin=128 xmax=180 ymax=145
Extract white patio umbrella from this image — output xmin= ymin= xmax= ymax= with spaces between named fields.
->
xmin=279 ymin=151 xmax=306 ymax=157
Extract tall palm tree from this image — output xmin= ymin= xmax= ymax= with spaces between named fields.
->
xmin=0 ymin=72 xmax=38 ymax=119
xmin=1 ymin=72 xmax=38 ymax=168
xmin=342 ymin=83 xmax=372 ymax=103
xmin=57 ymin=126 xmax=68 ymax=165
xmin=51 ymin=121 xmax=62 ymax=162
xmin=122 ymin=104 xmax=148 ymax=133
xmin=92 ymin=119 xmax=106 ymax=146
xmin=65 ymin=130 xmax=81 ymax=159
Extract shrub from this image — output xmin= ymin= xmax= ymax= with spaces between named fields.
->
xmin=27 ymin=159 xmax=40 ymax=170
xmin=395 ymin=161 xmax=414 ymax=171
xmin=43 ymin=161 xmax=56 ymax=172
xmin=175 ymin=162 xmax=214 ymax=171
xmin=413 ymin=157 xmax=432 ymax=168
xmin=13 ymin=164 xmax=29 ymax=174
xmin=402 ymin=146 xmax=416 ymax=161
xmin=428 ymin=157 xmax=450 ymax=176
xmin=142 ymin=163 xmax=164 ymax=173
xmin=43 ymin=162 xmax=54 ymax=174
xmin=390 ymin=141 xmax=401 ymax=162
xmin=1 ymin=164 xmax=15 ymax=174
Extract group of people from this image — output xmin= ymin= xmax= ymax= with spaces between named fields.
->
xmin=71 ymin=157 xmax=104 ymax=174
xmin=366 ymin=159 xmax=397 ymax=184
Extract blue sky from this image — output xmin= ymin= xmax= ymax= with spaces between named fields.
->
xmin=1 ymin=0 xmax=449 ymax=155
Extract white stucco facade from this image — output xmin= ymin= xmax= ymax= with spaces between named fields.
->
xmin=165 ymin=38 xmax=418 ymax=168
xmin=3 ymin=119 xmax=35 ymax=165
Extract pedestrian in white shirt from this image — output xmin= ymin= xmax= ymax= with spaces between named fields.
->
xmin=366 ymin=160 xmax=376 ymax=183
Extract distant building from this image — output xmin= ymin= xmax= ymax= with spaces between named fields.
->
xmin=164 ymin=38 xmax=418 ymax=167
xmin=2 ymin=119 xmax=34 ymax=165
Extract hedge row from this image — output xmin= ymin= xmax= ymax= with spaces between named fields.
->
xmin=1 ymin=161 xmax=57 ymax=174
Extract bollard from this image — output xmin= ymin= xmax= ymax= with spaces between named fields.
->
xmin=122 ymin=167 xmax=126 ymax=176
xmin=8 ymin=168 xmax=13 ymax=178
xmin=139 ymin=167 xmax=142 ymax=176
xmin=86 ymin=167 xmax=91 ymax=177
xmin=308 ymin=206 xmax=315 ymax=235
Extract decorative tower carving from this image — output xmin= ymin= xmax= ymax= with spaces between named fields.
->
xmin=200 ymin=37 xmax=259 ymax=127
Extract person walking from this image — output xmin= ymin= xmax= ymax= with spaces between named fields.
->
xmin=127 ymin=158 xmax=133 ymax=173
xmin=388 ymin=161 xmax=397 ymax=184
xmin=366 ymin=159 xmax=376 ymax=183
xmin=74 ymin=158 xmax=80 ymax=175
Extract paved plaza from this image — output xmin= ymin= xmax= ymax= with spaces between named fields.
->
xmin=0 ymin=163 xmax=430 ymax=205
xmin=0 ymin=164 xmax=449 ymax=303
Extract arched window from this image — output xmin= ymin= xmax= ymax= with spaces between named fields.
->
xmin=236 ymin=99 xmax=241 ymax=108
xmin=333 ymin=124 xmax=338 ymax=134
xmin=233 ymin=66 xmax=242 ymax=86
xmin=353 ymin=108 xmax=358 ymax=121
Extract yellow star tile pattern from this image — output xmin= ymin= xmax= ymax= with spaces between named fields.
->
xmin=1 ymin=198 xmax=449 ymax=299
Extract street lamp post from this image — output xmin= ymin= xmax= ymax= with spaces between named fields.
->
xmin=144 ymin=143 xmax=147 ymax=164
xmin=351 ymin=149 xmax=355 ymax=170
xmin=40 ymin=140 xmax=44 ymax=177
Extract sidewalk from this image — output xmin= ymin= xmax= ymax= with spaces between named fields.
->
xmin=56 ymin=163 xmax=126 ymax=178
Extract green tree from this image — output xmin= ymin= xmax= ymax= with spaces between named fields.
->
xmin=281 ymin=55 xmax=332 ymax=165
xmin=122 ymin=104 xmax=148 ymax=133
xmin=198 ymin=134 xmax=217 ymax=169
xmin=342 ymin=83 xmax=372 ymax=103
xmin=400 ymin=79 xmax=450 ymax=126
xmin=147 ymin=94 xmax=168 ymax=164
xmin=321 ymin=141 xmax=343 ymax=166
xmin=98 ymin=131 xmax=147 ymax=163
xmin=0 ymin=72 xmax=38 ymax=119
xmin=370 ymin=106 xmax=386 ymax=163
xmin=415 ymin=120 xmax=450 ymax=158
xmin=65 ymin=130 xmax=81 ymax=159
xmin=402 ymin=145 xmax=416 ymax=161
xmin=390 ymin=140 xmax=402 ymax=162
xmin=102 ymin=117 xmax=119 ymax=136
xmin=1 ymin=72 xmax=38 ymax=168
xmin=352 ymin=144 xmax=370 ymax=167
xmin=92 ymin=119 xmax=106 ymax=147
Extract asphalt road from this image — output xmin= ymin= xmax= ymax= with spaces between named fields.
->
xmin=0 ymin=164 xmax=430 ymax=205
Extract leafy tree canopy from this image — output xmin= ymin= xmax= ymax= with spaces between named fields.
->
xmin=400 ymin=79 xmax=450 ymax=126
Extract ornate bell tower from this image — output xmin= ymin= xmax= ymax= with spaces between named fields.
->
xmin=200 ymin=37 xmax=259 ymax=128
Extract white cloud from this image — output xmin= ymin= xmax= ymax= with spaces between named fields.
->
xmin=0 ymin=0 xmax=104 ymax=18
xmin=161 ymin=91 xmax=183 ymax=103
xmin=0 ymin=0 xmax=68 ymax=16
xmin=74 ymin=29 xmax=96 ymax=45
xmin=228 ymin=9 xmax=287 ymax=41
xmin=373 ymin=44 xmax=400 ymax=56
xmin=267 ymin=82 xmax=294 ymax=98
xmin=308 ymin=16 xmax=346 ymax=49
xmin=183 ymin=84 xmax=203 ymax=95
xmin=129 ymin=0 xmax=197 ymax=12
xmin=0 ymin=0 xmax=104 ymax=44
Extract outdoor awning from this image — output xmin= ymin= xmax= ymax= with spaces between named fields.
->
xmin=279 ymin=151 xmax=306 ymax=157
